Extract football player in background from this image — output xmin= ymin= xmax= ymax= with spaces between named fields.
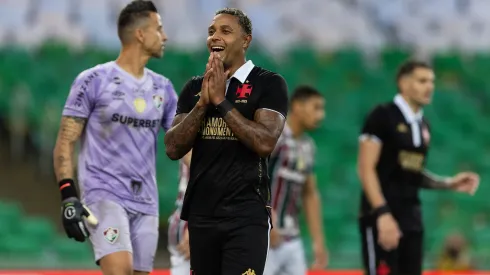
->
xmin=168 ymin=151 xmax=192 ymax=275
xmin=264 ymin=85 xmax=329 ymax=275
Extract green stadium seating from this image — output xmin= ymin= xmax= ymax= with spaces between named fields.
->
xmin=0 ymin=44 xmax=489 ymax=268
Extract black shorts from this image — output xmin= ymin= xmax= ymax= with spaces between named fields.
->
xmin=188 ymin=213 xmax=271 ymax=275
xmin=359 ymin=216 xmax=423 ymax=275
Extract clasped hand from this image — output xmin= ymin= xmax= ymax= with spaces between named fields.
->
xmin=198 ymin=52 xmax=230 ymax=107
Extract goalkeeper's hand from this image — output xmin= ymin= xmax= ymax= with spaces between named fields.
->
xmin=61 ymin=197 xmax=97 ymax=242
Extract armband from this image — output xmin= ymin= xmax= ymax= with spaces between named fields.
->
xmin=217 ymin=100 xmax=234 ymax=117
xmin=373 ymin=204 xmax=391 ymax=218
xmin=59 ymin=179 xmax=78 ymax=200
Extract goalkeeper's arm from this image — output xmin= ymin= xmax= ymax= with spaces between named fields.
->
xmin=54 ymin=116 xmax=97 ymax=242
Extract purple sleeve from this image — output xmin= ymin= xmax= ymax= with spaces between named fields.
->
xmin=162 ymin=82 xmax=178 ymax=132
xmin=62 ymin=70 xmax=98 ymax=118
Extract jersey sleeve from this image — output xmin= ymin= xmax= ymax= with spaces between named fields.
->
xmin=257 ymin=74 xmax=289 ymax=119
xmin=161 ymin=81 xmax=178 ymax=132
xmin=360 ymin=105 xmax=389 ymax=143
xmin=62 ymin=70 xmax=98 ymax=118
xmin=176 ymin=79 xmax=196 ymax=116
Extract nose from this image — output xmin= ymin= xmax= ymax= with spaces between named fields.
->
xmin=161 ymin=31 xmax=168 ymax=42
xmin=211 ymin=32 xmax=221 ymax=42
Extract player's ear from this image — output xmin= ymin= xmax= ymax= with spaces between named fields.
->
xmin=243 ymin=35 xmax=252 ymax=50
xmin=399 ymin=76 xmax=410 ymax=92
xmin=135 ymin=28 xmax=145 ymax=43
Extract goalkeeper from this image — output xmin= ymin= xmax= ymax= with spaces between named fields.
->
xmin=52 ymin=2 xmax=178 ymax=275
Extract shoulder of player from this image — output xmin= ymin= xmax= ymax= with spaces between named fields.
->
xmin=251 ymin=67 xmax=285 ymax=83
xmin=367 ymin=102 xmax=396 ymax=118
xmin=145 ymin=68 xmax=172 ymax=86
xmin=184 ymin=75 xmax=205 ymax=91
xmin=75 ymin=63 xmax=111 ymax=82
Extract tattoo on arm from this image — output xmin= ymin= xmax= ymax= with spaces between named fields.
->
xmin=421 ymin=170 xmax=450 ymax=189
xmin=53 ymin=116 xmax=87 ymax=181
xmin=223 ymin=109 xmax=285 ymax=157
xmin=164 ymin=105 xmax=207 ymax=160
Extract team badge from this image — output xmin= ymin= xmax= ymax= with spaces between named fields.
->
xmin=133 ymin=98 xmax=146 ymax=113
xmin=422 ymin=126 xmax=430 ymax=145
xmin=153 ymin=95 xmax=163 ymax=109
xmin=236 ymin=84 xmax=253 ymax=99
xmin=103 ymin=227 xmax=119 ymax=244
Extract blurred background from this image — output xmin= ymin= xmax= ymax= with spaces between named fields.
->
xmin=0 ymin=0 xmax=489 ymax=272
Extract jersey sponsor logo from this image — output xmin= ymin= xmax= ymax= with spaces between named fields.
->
xmin=397 ymin=123 xmax=408 ymax=133
xmin=111 ymin=113 xmax=160 ymax=128
xmin=153 ymin=95 xmax=163 ymax=109
xmin=133 ymin=98 xmax=146 ymax=113
xmin=235 ymin=83 xmax=253 ymax=103
xmin=242 ymin=269 xmax=256 ymax=275
xmin=398 ymin=150 xmax=425 ymax=172
xmin=103 ymin=227 xmax=119 ymax=244
xmin=199 ymin=117 xmax=237 ymax=140
xmin=73 ymin=72 xmax=98 ymax=109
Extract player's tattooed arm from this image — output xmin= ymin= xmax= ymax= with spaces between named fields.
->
xmin=223 ymin=109 xmax=285 ymax=157
xmin=164 ymin=106 xmax=207 ymax=160
xmin=420 ymin=170 xmax=451 ymax=189
xmin=53 ymin=116 xmax=86 ymax=181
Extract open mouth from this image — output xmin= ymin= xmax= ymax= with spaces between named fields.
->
xmin=211 ymin=46 xmax=225 ymax=52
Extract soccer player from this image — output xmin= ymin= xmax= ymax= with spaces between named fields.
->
xmin=264 ymin=86 xmax=328 ymax=275
xmin=168 ymin=151 xmax=192 ymax=275
xmin=52 ymin=1 xmax=177 ymax=274
xmin=357 ymin=60 xmax=480 ymax=275
xmin=164 ymin=8 xmax=289 ymax=275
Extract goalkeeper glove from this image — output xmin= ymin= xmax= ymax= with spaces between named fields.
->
xmin=59 ymin=179 xmax=98 ymax=242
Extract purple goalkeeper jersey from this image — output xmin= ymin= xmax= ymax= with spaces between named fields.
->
xmin=62 ymin=61 xmax=178 ymax=216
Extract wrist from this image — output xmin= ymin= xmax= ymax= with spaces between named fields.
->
xmin=373 ymin=204 xmax=391 ymax=219
xmin=216 ymin=99 xmax=234 ymax=117
xmin=59 ymin=179 xmax=79 ymax=200
xmin=196 ymin=98 xmax=208 ymax=108
xmin=213 ymin=96 xmax=226 ymax=106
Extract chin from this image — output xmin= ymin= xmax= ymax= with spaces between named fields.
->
xmin=152 ymin=51 xmax=164 ymax=59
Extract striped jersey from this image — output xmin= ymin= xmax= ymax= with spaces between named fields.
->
xmin=167 ymin=160 xmax=189 ymax=249
xmin=269 ymin=124 xmax=316 ymax=239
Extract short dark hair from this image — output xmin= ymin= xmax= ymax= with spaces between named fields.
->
xmin=117 ymin=0 xmax=158 ymax=42
xmin=215 ymin=8 xmax=252 ymax=35
xmin=396 ymin=60 xmax=432 ymax=83
xmin=291 ymin=85 xmax=323 ymax=105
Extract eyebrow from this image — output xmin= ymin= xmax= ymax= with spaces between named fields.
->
xmin=208 ymin=25 xmax=234 ymax=31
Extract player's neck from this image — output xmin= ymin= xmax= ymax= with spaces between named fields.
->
xmin=226 ymin=58 xmax=246 ymax=79
xmin=287 ymin=116 xmax=304 ymax=138
xmin=401 ymin=94 xmax=422 ymax=113
xmin=116 ymin=47 xmax=150 ymax=79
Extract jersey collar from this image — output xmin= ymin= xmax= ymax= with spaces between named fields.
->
xmin=230 ymin=60 xmax=255 ymax=83
xmin=394 ymin=94 xmax=423 ymax=124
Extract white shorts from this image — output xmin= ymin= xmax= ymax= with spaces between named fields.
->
xmin=86 ymin=200 xmax=159 ymax=272
xmin=263 ymin=238 xmax=307 ymax=275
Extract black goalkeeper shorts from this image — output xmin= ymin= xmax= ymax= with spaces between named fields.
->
xmin=188 ymin=213 xmax=271 ymax=275
xmin=359 ymin=216 xmax=423 ymax=275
